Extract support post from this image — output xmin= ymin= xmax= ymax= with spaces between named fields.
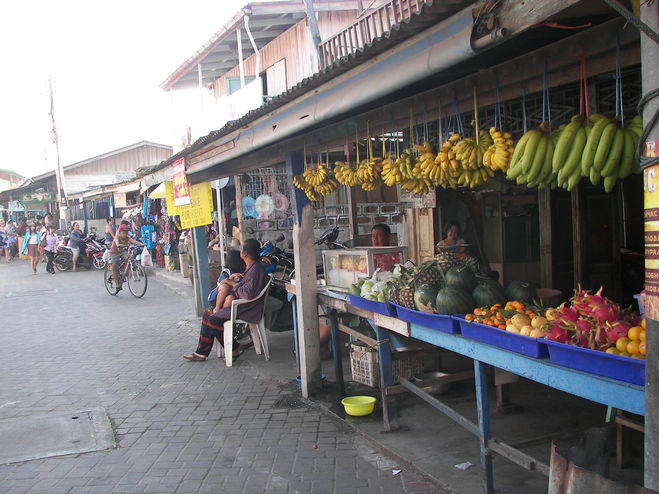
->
xmin=474 ymin=360 xmax=494 ymax=493
xmin=191 ymin=226 xmax=211 ymax=317
xmin=287 ymin=151 xmax=321 ymax=397
xmin=538 ymin=187 xmax=553 ymax=288
xmin=641 ymin=2 xmax=659 ymax=490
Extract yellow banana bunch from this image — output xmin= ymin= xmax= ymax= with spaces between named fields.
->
xmin=401 ymin=176 xmax=431 ymax=195
xmin=313 ymin=178 xmax=340 ymax=196
xmin=333 ymin=161 xmax=361 ymax=187
xmin=483 ymin=127 xmax=515 ymax=172
xmin=454 ymin=131 xmax=493 ymax=170
xmin=302 ymin=163 xmax=328 ymax=186
xmin=381 ymin=157 xmax=403 ymax=186
xmin=457 ymin=167 xmax=495 ymax=188
xmin=356 ymin=158 xmax=383 ymax=183
xmin=434 ymin=134 xmax=462 ymax=187
xmin=292 ymin=174 xmax=320 ymax=201
xmin=394 ymin=149 xmax=416 ymax=180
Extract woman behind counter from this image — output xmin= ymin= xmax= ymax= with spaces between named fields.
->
xmin=437 ymin=220 xmax=467 ymax=257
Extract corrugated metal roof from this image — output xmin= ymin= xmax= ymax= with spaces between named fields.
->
xmin=155 ymin=0 xmax=472 ymax=171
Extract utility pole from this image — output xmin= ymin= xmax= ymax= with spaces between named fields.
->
xmin=48 ymin=75 xmax=68 ymax=229
xmin=641 ymin=1 xmax=659 ymax=490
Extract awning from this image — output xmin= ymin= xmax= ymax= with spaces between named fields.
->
xmin=149 ymin=182 xmax=166 ymax=199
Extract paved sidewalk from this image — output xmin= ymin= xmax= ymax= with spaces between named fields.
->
xmin=0 ymin=260 xmax=443 ymax=494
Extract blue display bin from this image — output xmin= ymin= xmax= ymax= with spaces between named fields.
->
xmin=454 ymin=316 xmax=549 ymax=359
xmin=544 ymin=339 xmax=645 ymax=386
xmin=392 ymin=303 xmax=460 ymax=334
xmin=348 ymin=295 xmax=397 ymax=317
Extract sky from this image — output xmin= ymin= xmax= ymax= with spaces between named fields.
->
xmin=0 ymin=0 xmax=250 ymax=179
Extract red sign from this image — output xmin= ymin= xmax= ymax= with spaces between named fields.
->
xmin=172 ymin=157 xmax=191 ymax=206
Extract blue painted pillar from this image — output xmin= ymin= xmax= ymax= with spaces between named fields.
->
xmin=474 ymin=360 xmax=494 ymax=493
xmin=191 ymin=226 xmax=211 ymax=316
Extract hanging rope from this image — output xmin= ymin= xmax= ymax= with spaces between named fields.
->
xmin=615 ymin=32 xmax=625 ymax=128
xmin=579 ymin=46 xmax=591 ymax=119
xmin=542 ymin=57 xmax=552 ymax=130
xmin=438 ymin=96 xmax=444 ymax=144
xmin=522 ymin=87 xmax=528 ymax=134
xmin=452 ymin=88 xmax=464 ymax=136
xmin=494 ymin=71 xmax=502 ymax=130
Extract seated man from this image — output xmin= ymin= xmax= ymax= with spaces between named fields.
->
xmin=371 ymin=223 xmax=391 ymax=247
xmin=184 ymin=238 xmax=269 ymax=362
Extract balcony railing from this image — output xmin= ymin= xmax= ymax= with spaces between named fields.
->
xmin=318 ymin=0 xmax=432 ymax=69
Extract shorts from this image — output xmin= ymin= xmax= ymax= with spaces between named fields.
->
xmin=110 ymin=252 xmax=126 ymax=264
xmin=70 ymin=246 xmax=80 ymax=257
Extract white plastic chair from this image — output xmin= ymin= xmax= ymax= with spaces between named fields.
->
xmin=217 ymin=275 xmax=273 ymax=367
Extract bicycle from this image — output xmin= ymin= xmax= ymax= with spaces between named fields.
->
xmin=104 ymin=246 xmax=148 ymax=298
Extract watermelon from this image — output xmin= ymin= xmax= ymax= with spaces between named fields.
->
xmin=435 ymin=287 xmax=476 ymax=315
xmin=445 ymin=265 xmax=477 ymax=293
xmin=414 ymin=283 xmax=440 ymax=313
xmin=472 ymin=279 xmax=506 ymax=307
xmin=505 ymin=280 xmax=538 ymax=305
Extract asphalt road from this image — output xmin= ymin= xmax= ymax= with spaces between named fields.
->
xmin=0 ymin=260 xmax=441 ymax=494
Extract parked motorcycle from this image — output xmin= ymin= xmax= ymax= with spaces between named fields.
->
xmin=54 ymin=235 xmax=106 ymax=271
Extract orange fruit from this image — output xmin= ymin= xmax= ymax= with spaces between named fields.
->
xmin=640 ymin=330 xmax=646 ymax=342
xmin=465 ymin=314 xmax=474 ymax=321
xmin=628 ymin=326 xmax=642 ymax=341
xmin=627 ymin=340 xmax=641 ymax=355
xmin=606 ymin=347 xmax=619 ymax=355
xmin=616 ymin=337 xmax=631 ymax=353
xmin=641 ymin=318 xmax=646 ymax=330
xmin=640 ymin=342 xmax=646 ymax=355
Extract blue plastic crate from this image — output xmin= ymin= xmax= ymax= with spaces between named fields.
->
xmin=348 ymin=294 xmax=397 ymax=317
xmin=392 ymin=303 xmax=460 ymax=334
xmin=454 ymin=316 xmax=549 ymax=359
xmin=544 ymin=339 xmax=645 ymax=386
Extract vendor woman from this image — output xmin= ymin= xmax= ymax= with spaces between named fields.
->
xmin=437 ymin=220 xmax=467 ymax=257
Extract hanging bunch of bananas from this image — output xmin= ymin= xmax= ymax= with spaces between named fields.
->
xmin=483 ymin=127 xmax=515 ymax=172
xmin=393 ymin=148 xmax=416 ymax=180
xmin=301 ymin=163 xmax=329 ymax=187
xmin=313 ymin=177 xmax=340 ymax=196
xmin=506 ymin=123 xmax=556 ymax=189
xmin=292 ymin=173 xmax=320 ymax=201
xmin=457 ymin=167 xmax=495 ymax=188
xmin=432 ymin=134 xmax=461 ymax=188
xmin=581 ymin=114 xmax=642 ymax=192
xmin=355 ymin=157 xmax=384 ymax=191
xmin=551 ymin=114 xmax=590 ymax=191
xmin=453 ymin=131 xmax=493 ymax=170
xmin=401 ymin=166 xmax=432 ymax=195
xmin=333 ymin=161 xmax=361 ymax=187
xmin=381 ymin=156 xmax=403 ymax=186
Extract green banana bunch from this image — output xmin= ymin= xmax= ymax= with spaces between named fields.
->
xmin=553 ymin=115 xmax=588 ymax=191
xmin=506 ymin=124 xmax=555 ymax=188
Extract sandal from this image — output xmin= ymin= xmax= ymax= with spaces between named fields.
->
xmin=183 ymin=353 xmax=207 ymax=362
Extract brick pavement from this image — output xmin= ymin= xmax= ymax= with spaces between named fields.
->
xmin=0 ymin=261 xmax=444 ymax=494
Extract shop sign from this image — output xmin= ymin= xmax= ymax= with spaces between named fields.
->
xmin=21 ymin=191 xmax=55 ymax=204
xmin=644 ymin=157 xmax=659 ymax=319
xmin=398 ymin=186 xmax=436 ymax=208
xmin=178 ymin=182 xmax=213 ymax=229
xmin=171 ymin=157 xmax=191 ymax=206
xmin=164 ymin=181 xmax=181 ymax=216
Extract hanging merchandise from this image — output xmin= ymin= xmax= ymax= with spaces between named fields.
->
xmin=507 ymin=58 xmax=559 ymax=189
xmin=355 ymin=122 xmax=383 ymax=192
xmin=482 ymin=73 xmax=516 ymax=173
xmin=292 ymin=144 xmax=339 ymax=200
xmin=399 ymin=110 xmax=432 ymax=195
xmin=581 ymin=35 xmax=642 ymax=192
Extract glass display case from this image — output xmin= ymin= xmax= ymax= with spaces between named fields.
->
xmin=322 ymin=247 xmax=407 ymax=290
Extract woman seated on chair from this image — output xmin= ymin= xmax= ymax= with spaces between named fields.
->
xmin=184 ymin=238 xmax=269 ymax=362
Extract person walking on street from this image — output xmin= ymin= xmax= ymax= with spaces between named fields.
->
xmin=6 ymin=220 xmax=17 ymax=260
xmin=21 ymin=224 xmax=41 ymax=274
xmin=0 ymin=219 xmax=10 ymax=262
xmin=41 ymin=225 xmax=58 ymax=274
xmin=69 ymin=222 xmax=84 ymax=272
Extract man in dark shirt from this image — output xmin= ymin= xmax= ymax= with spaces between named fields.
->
xmin=183 ymin=238 xmax=269 ymax=362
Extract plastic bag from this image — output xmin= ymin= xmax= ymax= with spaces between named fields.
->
xmin=140 ymin=247 xmax=153 ymax=267
xmin=102 ymin=250 xmax=110 ymax=263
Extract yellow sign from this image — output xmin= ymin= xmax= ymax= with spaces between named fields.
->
xmin=164 ymin=181 xmax=213 ymax=229
xmin=164 ymin=181 xmax=182 ymax=216
xmin=179 ymin=182 xmax=213 ymax=229
xmin=644 ymin=164 xmax=659 ymax=319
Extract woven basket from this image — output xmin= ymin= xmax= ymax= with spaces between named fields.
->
xmin=349 ymin=342 xmax=426 ymax=388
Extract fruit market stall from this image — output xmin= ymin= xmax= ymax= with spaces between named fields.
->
xmin=288 ymin=268 xmax=647 ymax=493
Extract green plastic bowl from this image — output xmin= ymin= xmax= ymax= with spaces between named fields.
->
xmin=341 ymin=396 xmax=376 ymax=416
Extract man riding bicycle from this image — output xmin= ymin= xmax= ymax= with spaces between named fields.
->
xmin=109 ymin=224 xmax=145 ymax=292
